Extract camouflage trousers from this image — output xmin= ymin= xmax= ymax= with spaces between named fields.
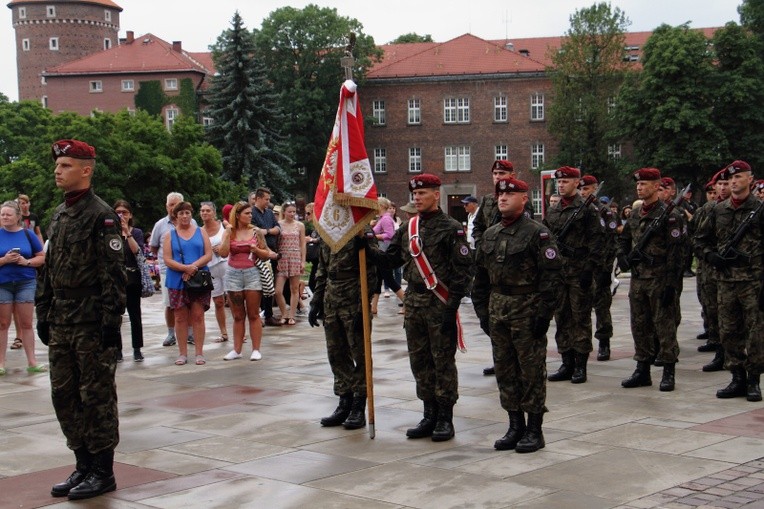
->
xmin=488 ymin=293 xmax=547 ymax=414
xmin=554 ymin=277 xmax=593 ymax=354
xmin=718 ymin=280 xmax=764 ymax=374
xmin=49 ymin=323 xmax=119 ymax=454
xmin=403 ymin=301 xmax=459 ymax=406
xmin=592 ymin=270 xmax=613 ymax=341
xmin=323 ymin=304 xmax=367 ymax=396
xmin=628 ymin=278 xmax=680 ymax=364
xmin=697 ymin=264 xmax=719 ymax=344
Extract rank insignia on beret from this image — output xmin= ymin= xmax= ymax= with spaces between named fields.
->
xmin=459 ymin=245 xmax=470 ymax=256
xmin=540 ymin=232 xmax=550 ymax=240
xmin=545 ymin=248 xmax=557 ymax=259
xmin=409 ymin=178 xmax=418 ymax=189
xmin=109 ymin=238 xmax=123 ymax=251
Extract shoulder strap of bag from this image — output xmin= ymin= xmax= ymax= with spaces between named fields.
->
xmin=173 ymin=229 xmax=185 ymax=263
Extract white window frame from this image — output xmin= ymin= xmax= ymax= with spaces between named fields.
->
xmin=408 ymin=98 xmax=421 ymax=125
xmin=372 ymin=100 xmax=386 ymax=125
xmin=531 ymin=189 xmax=542 ymax=215
xmin=444 ymin=98 xmax=457 ymax=123
xmin=531 ymin=93 xmax=544 ymax=121
xmin=408 ymin=147 xmax=422 ymax=173
xmin=457 ymin=98 xmax=470 ymax=123
xmin=41 ymin=96 xmax=48 ymax=108
xmin=46 ymin=5 xmax=56 ymax=17
xmin=121 ymin=79 xmax=134 ymax=92
xmin=89 ymin=80 xmax=103 ymax=93
xmin=22 ymin=38 xmax=30 ymax=51
xmin=608 ymin=144 xmax=622 ymax=159
xmin=18 ymin=6 xmax=26 ymax=19
xmin=531 ymin=143 xmax=545 ymax=169
xmin=104 ymin=38 xmax=111 ymax=50
xmin=444 ymin=146 xmax=471 ymax=172
xmin=202 ymin=116 xmax=213 ymax=126
xmin=607 ymin=96 xmax=617 ymax=114
xmin=104 ymin=9 xmax=111 ymax=22
xmin=494 ymin=96 xmax=508 ymax=122
xmin=165 ymin=108 xmax=178 ymax=130
xmin=495 ymin=145 xmax=508 ymax=160
xmin=49 ymin=37 xmax=59 ymax=51
xmin=373 ymin=148 xmax=387 ymax=174
xmin=126 ymin=107 xmax=136 ymax=116
xmin=164 ymin=78 xmax=178 ymax=91
xmin=41 ymin=76 xmax=46 ymax=85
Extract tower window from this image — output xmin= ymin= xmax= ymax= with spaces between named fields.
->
xmin=22 ymin=39 xmax=30 ymax=51
xmin=46 ymin=5 xmax=56 ymax=17
xmin=104 ymin=38 xmax=111 ymax=50
xmin=49 ymin=37 xmax=59 ymax=51
xmin=18 ymin=7 xmax=26 ymax=19
xmin=104 ymin=10 xmax=111 ymax=22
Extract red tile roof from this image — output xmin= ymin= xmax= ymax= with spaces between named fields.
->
xmin=44 ymin=33 xmax=213 ymax=76
xmin=7 ymin=0 xmax=122 ymax=10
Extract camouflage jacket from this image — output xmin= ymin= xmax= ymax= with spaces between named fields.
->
xmin=543 ymin=194 xmax=605 ymax=275
xmin=472 ymin=216 xmax=563 ymax=321
xmin=472 ymin=194 xmax=534 ymax=249
xmin=35 ymin=189 xmax=126 ymax=327
xmin=595 ymin=201 xmax=619 ymax=267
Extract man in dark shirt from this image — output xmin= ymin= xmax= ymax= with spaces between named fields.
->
xmin=249 ymin=188 xmax=282 ymax=326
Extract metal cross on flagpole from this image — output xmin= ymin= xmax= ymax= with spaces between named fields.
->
xmin=340 ymin=33 xmax=356 ymax=81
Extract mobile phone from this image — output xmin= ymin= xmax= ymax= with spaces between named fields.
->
xmin=9 ymin=248 xmax=20 ymax=254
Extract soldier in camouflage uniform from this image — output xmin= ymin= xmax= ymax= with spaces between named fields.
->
xmin=579 ymin=175 xmax=618 ymax=361
xmin=695 ymin=160 xmax=763 ymax=402
xmin=617 ymin=168 xmax=683 ymax=392
xmin=473 ymin=177 xmax=563 ymax=453
xmin=658 ymin=176 xmax=688 ymax=337
xmin=36 ymin=140 xmax=126 ymax=500
xmin=309 ymin=229 xmax=378 ymax=430
xmin=543 ymin=166 xmax=605 ymax=384
xmin=383 ymin=173 xmax=473 ymax=442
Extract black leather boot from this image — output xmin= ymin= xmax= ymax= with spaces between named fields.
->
xmin=406 ymin=400 xmax=438 ymax=439
xmin=702 ymin=349 xmax=725 ymax=372
xmin=659 ymin=363 xmax=675 ymax=392
xmin=571 ymin=352 xmax=589 ymax=384
xmin=431 ymin=403 xmax=455 ymax=442
xmin=622 ymin=361 xmax=652 ymax=388
xmin=51 ymin=448 xmax=91 ymax=497
xmin=342 ymin=394 xmax=366 ymax=429
xmin=747 ymin=373 xmax=762 ymax=402
xmin=597 ymin=339 xmax=611 ymax=361
xmin=320 ymin=393 xmax=352 ymax=427
xmin=483 ymin=366 xmax=495 ymax=376
xmin=516 ymin=412 xmax=545 ymax=453
xmin=494 ymin=411 xmax=526 ymax=451
xmin=696 ymin=331 xmax=709 ymax=340
xmin=698 ymin=342 xmax=717 ymax=353
xmin=716 ymin=367 xmax=747 ymax=399
xmin=548 ymin=351 xmax=574 ymax=382
xmin=67 ymin=450 xmax=116 ymax=500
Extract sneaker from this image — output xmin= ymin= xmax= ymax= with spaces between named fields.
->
xmin=611 ymin=279 xmax=620 ymax=296
xmin=162 ymin=333 xmax=176 ymax=347
xmin=250 ymin=350 xmax=262 ymax=361
xmin=187 ymin=334 xmax=195 ymax=345
xmin=133 ymin=350 xmax=144 ymax=362
xmin=224 ymin=350 xmax=242 ymax=361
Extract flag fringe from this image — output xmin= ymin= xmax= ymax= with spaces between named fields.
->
xmin=334 ymin=193 xmax=379 ymax=210
xmin=315 ymin=208 xmax=377 ymax=254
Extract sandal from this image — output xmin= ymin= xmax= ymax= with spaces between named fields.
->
xmin=279 ymin=318 xmax=288 ymax=325
xmin=175 ymin=356 xmax=187 ymax=366
xmin=27 ymin=364 xmax=47 ymax=373
xmin=214 ymin=335 xmax=229 ymax=343
xmin=10 ymin=338 xmax=22 ymax=349
xmin=195 ymin=355 xmax=206 ymax=365
xmin=287 ymin=318 xmax=296 ymax=325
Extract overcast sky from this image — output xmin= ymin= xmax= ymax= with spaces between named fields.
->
xmin=1 ymin=0 xmax=743 ymax=101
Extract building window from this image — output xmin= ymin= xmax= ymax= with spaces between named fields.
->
xmin=531 ymin=189 xmax=542 ymax=215
xmin=444 ymin=98 xmax=470 ymax=123
xmin=41 ymin=96 xmax=48 ymax=108
xmin=121 ymin=79 xmax=134 ymax=92
xmin=46 ymin=5 xmax=56 ymax=17
xmin=494 ymin=96 xmax=508 ymax=122
xmin=408 ymin=147 xmax=422 ymax=173
xmin=18 ymin=7 xmax=26 ymax=18
xmin=607 ymin=96 xmax=617 ymax=114
xmin=608 ymin=144 xmax=622 ymax=159
xmin=531 ymin=93 xmax=544 ymax=121
xmin=164 ymin=78 xmax=178 ymax=91
xmin=22 ymin=39 xmax=30 ymax=51
xmin=373 ymin=148 xmax=387 ymax=174
xmin=49 ymin=37 xmax=59 ymax=51
xmin=41 ymin=76 xmax=46 ymax=85
xmin=445 ymin=146 xmax=471 ymax=172
xmin=531 ymin=143 xmax=545 ymax=169
xmin=104 ymin=38 xmax=111 ymax=50
xmin=126 ymin=107 xmax=136 ymax=116
xmin=166 ymin=108 xmax=178 ymax=130
xmin=104 ymin=9 xmax=111 ymax=22
xmin=372 ymin=100 xmax=386 ymax=125
xmin=408 ymin=99 xmax=421 ymax=125
xmin=495 ymin=145 xmax=508 ymax=160
xmin=89 ymin=80 xmax=103 ymax=93
xmin=202 ymin=117 xmax=214 ymax=126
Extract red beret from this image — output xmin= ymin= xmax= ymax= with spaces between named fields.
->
xmin=222 ymin=203 xmax=233 ymax=220
xmin=633 ymin=168 xmax=661 ymax=181
xmin=52 ymin=139 xmax=96 ymax=161
xmin=659 ymin=177 xmax=675 ymax=189
xmin=495 ymin=177 xmax=529 ymax=194
xmin=719 ymin=160 xmax=752 ymax=180
xmin=579 ymin=175 xmax=598 ymax=187
xmin=704 ymin=181 xmax=715 ymax=192
xmin=492 ymin=159 xmax=514 ymax=172
xmin=756 ymin=179 xmax=764 ymax=187
xmin=554 ymin=166 xmax=581 ymax=179
xmin=409 ymin=173 xmax=441 ymax=191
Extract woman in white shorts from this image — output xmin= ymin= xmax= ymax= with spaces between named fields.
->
xmin=219 ymin=202 xmax=271 ymax=361
xmin=200 ymin=202 xmax=229 ymax=343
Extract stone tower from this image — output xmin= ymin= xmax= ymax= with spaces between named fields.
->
xmin=7 ymin=0 xmax=122 ymax=102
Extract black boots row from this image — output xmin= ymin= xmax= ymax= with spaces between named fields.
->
xmin=621 ymin=361 xmax=675 ymax=391
xmin=406 ymin=400 xmax=455 ymax=442
xmin=321 ymin=393 xmax=366 ymax=429
xmin=51 ymin=448 xmax=116 ymax=500
xmin=548 ymin=351 xmax=589 ymax=384
xmin=494 ymin=411 xmax=545 ymax=453
xmin=717 ymin=367 xmax=762 ymax=402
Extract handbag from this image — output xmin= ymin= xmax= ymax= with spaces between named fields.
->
xmin=306 ymin=231 xmax=320 ymax=262
xmin=255 ymin=258 xmax=275 ymax=297
xmin=135 ymin=250 xmax=155 ymax=298
xmin=173 ymin=230 xmax=213 ymax=293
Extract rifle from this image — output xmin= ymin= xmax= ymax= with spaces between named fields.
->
xmin=717 ymin=185 xmax=764 ymax=263
xmin=627 ymin=182 xmax=691 ymax=267
xmin=555 ymin=181 xmax=604 ymax=257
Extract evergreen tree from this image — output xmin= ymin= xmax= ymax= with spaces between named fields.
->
xmin=207 ymin=12 xmax=293 ymax=198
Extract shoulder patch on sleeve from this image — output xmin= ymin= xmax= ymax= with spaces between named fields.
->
xmin=456 ymin=229 xmax=465 ymax=236
xmin=540 ymin=232 xmax=550 ymax=240
xmin=668 ymin=217 xmax=677 ymax=225
xmin=104 ymin=218 xmax=115 ymax=227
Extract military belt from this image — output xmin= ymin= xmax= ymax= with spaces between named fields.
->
xmin=408 ymin=282 xmax=431 ymax=294
xmin=491 ymin=284 xmax=535 ymax=296
xmin=328 ymin=269 xmax=359 ymax=281
xmin=54 ymin=285 xmax=101 ymax=299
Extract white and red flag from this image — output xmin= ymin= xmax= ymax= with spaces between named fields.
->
xmin=314 ymin=80 xmax=378 ymax=252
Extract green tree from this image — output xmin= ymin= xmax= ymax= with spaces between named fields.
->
xmin=616 ymin=24 xmax=725 ymax=184
xmin=548 ymin=2 xmax=631 ymax=199
xmin=252 ymin=4 xmax=382 ymax=197
xmin=207 ymin=12 xmax=293 ymax=198
xmin=0 ymin=98 xmax=54 ymax=165
xmin=390 ymin=33 xmax=433 ymax=44
xmin=739 ymin=0 xmax=764 ymax=47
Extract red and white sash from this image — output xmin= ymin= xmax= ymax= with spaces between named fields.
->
xmin=408 ymin=216 xmax=466 ymax=352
